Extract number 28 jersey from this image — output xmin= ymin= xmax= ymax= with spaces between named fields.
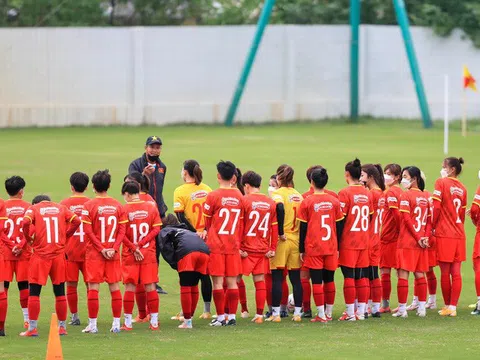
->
xmin=203 ymin=188 xmax=244 ymax=255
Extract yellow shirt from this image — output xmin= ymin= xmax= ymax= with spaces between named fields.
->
xmin=271 ymin=187 xmax=303 ymax=241
xmin=173 ymin=182 xmax=212 ymax=231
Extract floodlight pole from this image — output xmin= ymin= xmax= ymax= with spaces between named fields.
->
xmin=350 ymin=0 xmax=360 ymax=122
xmin=224 ymin=0 xmax=276 ymax=127
xmin=393 ymin=0 xmax=432 ymax=128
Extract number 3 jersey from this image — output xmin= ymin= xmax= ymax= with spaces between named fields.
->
xmin=60 ymin=196 xmax=90 ymax=262
xmin=82 ymin=196 xmax=128 ymax=261
xmin=432 ymin=177 xmax=467 ymax=240
xmin=122 ymin=200 xmax=162 ymax=265
xmin=203 ymin=188 xmax=244 ymax=255
xmin=398 ymin=189 xmax=431 ymax=249
xmin=338 ymin=184 xmax=374 ymax=250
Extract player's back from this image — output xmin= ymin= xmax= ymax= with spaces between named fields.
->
xmin=398 ymin=189 xmax=430 ymax=249
xmin=369 ymin=188 xmax=384 ymax=246
xmin=204 ymin=188 xmax=244 ymax=254
xmin=338 ymin=185 xmax=372 ymax=250
xmin=0 ymin=198 xmax=6 ymax=256
xmin=271 ymin=187 xmax=303 ymax=241
xmin=432 ymin=177 xmax=467 ymax=239
xmin=139 ymin=192 xmax=156 ymax=204
xmin=61 ymin=196 xmax=90 ymax=262
xmin=174 ymin=182 xmax=212 ymax=231
xmin=380 ymin=185 xmax=403 ymax=243
xmin=242 ymin=193 xmax=277 ymax=254
xmin=3 ymin=199 xmax=31 ymax=261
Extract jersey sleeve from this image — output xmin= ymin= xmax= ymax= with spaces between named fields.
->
xmin=432 ymin=179 xmax=443 ymax=202
xmin=81 ymin=203 xmax=92 ymax=224
xmin=173 ymin=188 xmax=185 ymax=212
xmin=338 ymin=190 xmax=349 ymax=216
xmin=369 ymin=193 xmax=375 ymax=215
xmin=334 ymin=200 xmax=344 ymax=222
xmin=118 ymin=205 xmax=128 ymax=224
xmin=203 ymin=192 xmax=215 ymax=218
xmin=271 ymin=190 xmax=284 ymax=204
xmin=64 ymin=207 xmax=76 ymax=223
xmin=297 ymin=200 xmax=308 ymax=223
xmin=24 ymin=207 xmax=35 ymax=223
xmin=386 ymin=189 xmax=399 ymax=209
xmin=152 ymin=206 xmax=162 ymax=227
xmin=474 ymin=187 xmax=480 ymax=208
xmin=399 ymin=193 xmax=411 ymax=213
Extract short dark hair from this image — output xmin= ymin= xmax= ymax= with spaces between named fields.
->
xmin=241 ymin=171 xmax=262 ymax=188
xmin=69 ymin=172 xmax=89 ymax=193
xmin=122 ymin=181 xmax=140 ymax=195
xmin=345 ymin=158 xmax=362 ymax=180
xmin=124 ymin=171 xmax=150 ymax=192
xmin=5 ymin=176 xmax=26 ymax=196
xmin=32 ymin=194 xmax=50 ymax=204
xmin=311 ymin=168 xmax=328 ymax=189
xmin=92 ymin=169 xmax=111 ymax=193
xmin=162 ymin=213 xmax=180 ymax=226
xmin=216 ymin=160 xmax=236 ymax=181
xmin=306 ymin=165 xmax=323 ymax=182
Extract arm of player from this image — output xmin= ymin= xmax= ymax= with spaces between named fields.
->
xmin=122 ymin=232 xmax=137 ymax=251
xmin=276 ymin=203 xmax=285 ymax=237
xmin=137 ymin=226 xmax=161 ymax=248
xmin=113 ymin=222 xmax=127 ymax=252
xmin=176 ymin=212 xmax=196 ymax=232
xmin=401 ymin=211 xmax=422 ymax=242
xmin=299 ymin=221 xmax=307 ymax=254
xmin=21 ymin=217 xmax=33 ymax=246
xmin=83 ymin=222 xmax=105 ymax=253
xmin=66 ymin=216 xmax=81 ymax=239
xmin=472 ymin=203 xmax=480 ymax=227
xmin=269 ymin=221 xmax=279 ymax=251
xmin=336 ymin=218 xmax=345 ymax=247
xmin=431 ymin=200 xmax=441 ymax=229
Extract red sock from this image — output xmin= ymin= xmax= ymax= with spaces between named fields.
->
xmin=450 ymin=262 xmax=462 ymax=306
xmin=301 ymin=278 xmax=311 ymax=311
xmin=355 ymin=278 xmax=368 ymax=303
xmin=381 ymin=273 xmax=391 ymax=302
xmin=415 ymin=277 xmax=427 ymax=302
xmin=343 ymin=278 xmax=355 ymax=304
xmin=238 ymin=279 xmax=248 ymax=312
xmin=228 ymin=288 xmax=239 ymax=316
xmin=28 ymin=295 xmax=40 ymax=322
xmin=135 ymin=284 xmax=147 ymax=319
xmin=87 ymin=290 xmax=99 ymax=319
xmin=123 ymin=290 xmax=135 ymax=316
xmin=0 ymin=292 xmax=7 ymax=330
xmin=224 ymin=289 xmax=230 ymax=314
xmin=110 ymin=290 xmax=122 ymax=318
xmin=180 ymin=286 xmax=192 ymax=320
xmin=427 ymin=270 xmax=437 ymax=295
xmin=281 ymin=277 xmax=289 ymax=305
xmin=439 ymin=262 xmax=452 ymax=306
xmin=55 ymin=295 xmax=67 ymax=322
xmin=146 ymin=290 xmax=159 ymax=314
xmin=371 ymin=278 xmax=382 ymax=303
xmin=19 ymin=289 xmax=29 ymax=309
xmin=212 ymin=289 xmax=225 ymax=316
xmin=312 ymin=284 xmax=324 ymax=308
xmin=265 ymin=273 xmax=272 ymax=306
xmin=254 ymin=280 xmax=266 ymax=316
xmin=66 ymin=286 xmax=78 ymax=314
xmin=324 ymin=281 xmax=336 ymax=305
xmin=413 ymin=278 xmax=418 ymax=298
xmin=191 ymin=285 xmax=199 ymax=317
xmin=397 ymin=278 xmax=409 ymax=304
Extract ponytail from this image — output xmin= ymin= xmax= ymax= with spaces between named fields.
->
xmin=235 ymin=168 xmax=245 ymax=195
xmin=184 ymin=159 xmax=203 ymax=185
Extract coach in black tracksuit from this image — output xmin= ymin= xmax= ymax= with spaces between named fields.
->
xmin=128 ymin=135 xmax=168 ymax=294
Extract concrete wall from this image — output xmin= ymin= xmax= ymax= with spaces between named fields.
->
xmin=0 ymin=25 xmax=478 ymax=127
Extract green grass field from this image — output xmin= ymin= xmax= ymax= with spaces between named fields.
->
xmin=0 ymin=120 xmax=479 ymax=360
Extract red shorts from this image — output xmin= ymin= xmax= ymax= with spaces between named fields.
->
xmin=380 ymin=242 xmax=397 ymax=269
xmin=122 ymin=262 xmax=158 ymax=285
xmin=436 ymin=237 xmax=466 ymax=263
xmin=84 ymin=259 xmax=122 ymax=284
xmin=396 ymin=248 xmax=428 ymax=273
xmin=29 ymin=254 xmax=66 ymax=286
xmin=66 ymin=261 xmax=86 ymax=282
xmin=0 ymin=256 xmax=6 ymax=282
xmin=338 ymin=249 xmax=368 ymax=268
xmin=303 ymin=254 xmax=337 ymax=271
xmin=178 ymin=252 xmax=209 ymax=274
xmin=4 ymin=260 xmax=30 ymax=282
xmin=369 ymin=243 xmax=380 ymax=267
xmin=208 ymin=253 xmax=241 ymax=277
xmin=242 ymin=253 xmax=267 ymax=276
xmin=428 ymin=249 xmax=437 ymax=268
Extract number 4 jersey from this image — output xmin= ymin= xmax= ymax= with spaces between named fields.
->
xmin=60 ymin=196 xmax=90 ymax=262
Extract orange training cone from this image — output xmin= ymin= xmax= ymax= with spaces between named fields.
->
xmin=46 ymin=313 xmax=63 ymax=360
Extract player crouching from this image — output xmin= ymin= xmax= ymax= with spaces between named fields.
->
xmin=158 ymin=214 xmax=210 ymax=329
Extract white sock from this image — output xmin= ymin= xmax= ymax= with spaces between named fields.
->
xmin=89 ymin=318 xmax=97 ymax=328
xmin=71 ymin=312 xmax=79 ymax=321
xmin=294 ymin=307 xmax=302 ymax=316
xmin=346 ymin=304 xmax=355 ymax=317
xmin=204 ymin=302 xmax=211 ymax=313
xmin=22 ymin=308 xmax=29 ymax=322
xmin=398 ymin=303 xmax=407 ymax=313
xmin=448 ymin=305 xmax=456 ymax=311
xmin=272 ymin=307 xmax=280 ymax=317
xmin=124 ymin=314 xmax=132 ymax=327
xmin=228 ymin=314 xmax=236 ymax=321
xmin=217 ymin=314 xmax=225 ymax=322
xmin=29 ymin=320 xmax=38 ymax=331
xmin=418 ymin=301 xmax=426 ymax=312
xmin=357 ymin=302 xmax=366 ymax=316
xmin=113 ymin=317 xmax=120 ymax=328
xmin=413 ymin=296 xmax=418 ymax=305
xmin=354 ymin=299 xmax=358 ymax=311
xmin=429 ymin=294 xmax=437 ymax=304
xmin=367 ymin=299 xmax=372 ymax=310
xmin=372 ymin=302 xmax=380 ymax=314
xmin=317 ymin=306 xmax=325 ymax=318
xmin=58 ymin=320 xmax=66 ymax=328
xmin=325 ymin=304 xmax=333 ymax=317
xmin=150 ymin=313 xmax=158 ymax=326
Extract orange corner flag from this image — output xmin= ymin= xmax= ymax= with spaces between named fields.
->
xmin=463 ymin=66 xmax=477 ymax=91
xmin=46 ymin=313 xmax=63 ymax=360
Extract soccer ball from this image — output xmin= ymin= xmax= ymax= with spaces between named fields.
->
xmin=287 ymin=294 xmax=295 ymax=313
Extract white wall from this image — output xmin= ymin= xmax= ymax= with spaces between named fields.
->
xmin=0 ymin=25 xmax=478 ymax=127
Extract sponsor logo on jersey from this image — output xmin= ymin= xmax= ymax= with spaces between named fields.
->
xmin=98 ymin=205 xmax=117 ymax=215
xmin=191 ymin=191 xmax=208 ymax=201
xmin=128 ymin=210 xmax=149 ymax=221
xmin=40 ymin=207 xmax=60 ymax=215
xmin=400 ymin=200 xmax=409 ymax=207
xmin=221 ymin=197 xmax=240 ymax=206
xmin=378 ymin=198 xmax=386 ymax=207
xmin=314 ymin=202 xmax=333 ymax=212
xmin=81 ymin=210 xmax=89 ymax=216
xmin=251 ymin=201 xmax=271 ymax=211
xmin=6 ymin=206 xmax=26 ymax=216
xmin=288 ymin=194 xmax=302 ymax=203
xmin=475 ymin=194 xmax=480 ymax=201
xmin=353 ymin=194 xmax=369 ymax=204
xmin=450 ymin=187 xmax=464 ymax=197
xmin=433 ymin=190 xmax=441 ymax=197
xmin=340 ymin=202 xmax=346 ymax=208
xmin=387 ymin=196 xmax=398 ymax=204
xmin=69 ymin=205 xmax=85 ymax=214
xmin=173 ymin=202 xmax=181 ymax=209
xmin=415 ymin=197 xmax=429 ymax=207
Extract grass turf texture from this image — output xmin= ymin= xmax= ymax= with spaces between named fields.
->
xmin=0 ymin=120 xmax=479 ymax=360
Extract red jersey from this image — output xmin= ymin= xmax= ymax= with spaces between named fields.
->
xmin=82 ymin=196 xmax=128 ymax=261
xmin=298 ymin=192 xmax=344 ymax=256
xmin=432 ymin=177 xmax=467 ymax=239
xmin=122 ymin=200 xmax=162 ymax=265
xmin=338 ymin=184 xmax=374 ymax=250
xmin=203 ymin=188 xmax=244 ymax=254
xmin=302 ymin=187 xmax=338 ymax=200
xmin=241 ymin=193 xmax=278 ymax=254
xmin=3 ymin=199 xmax=31 ymax=261
xmin=60 ymin=196 xmax=90 ymax=262
xmin=380 ymin=185 xmax=403 ymax=244
xmin=398 ymin=189 xmax=431 ymax=249
xmin=0 ymin=199 xmax=6 ymax=257
xmin=369 ymin=188 xmax=384 ymax=249
xmin=139 ymin=192 xmax=156 ymax=205
xmin=23 ymin=201 xmax=76 ymax=260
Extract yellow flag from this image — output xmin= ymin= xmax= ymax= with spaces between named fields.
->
xmin=463 ymin=66 xmax=477 ymax=92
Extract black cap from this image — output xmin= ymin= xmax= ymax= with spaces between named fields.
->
xmin=146 ymin=136 xmax=162 ymax=146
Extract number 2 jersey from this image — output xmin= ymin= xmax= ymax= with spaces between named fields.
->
xmin=60 ymin=195 xmax=90 ymax=262
xmin=432 ymin=177 xmax=467 ymax=240
xmin=82 ymin=196 xmax=128 ymax=261
xmin=203 ymin=188 xmax=244 ymax=255
xmin=3 ymin=198 xmax=31 ymax=261
xmin=173 ymin=182 xmax=212 ymax=231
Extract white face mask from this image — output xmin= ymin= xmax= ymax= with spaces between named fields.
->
xmin=268 ymin=186 xmax=276 ymax=197
xmin=440 ymin=168 xmax=449 ymax=178
xmin=384 ymin=174 xmax=393 ymax=185
xmin=401 ymin=178 xmax=411 ymax=189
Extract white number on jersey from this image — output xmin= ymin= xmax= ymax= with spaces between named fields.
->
xmin=99 ymin=216 xmax=117 ymax=243
xmin=218 ymin=208 xmax=241 ymax=235
xmin=130 ymin=223 xmax=150 ymax=248
xmin=351 ymin=205 xmax=369 ymax=232
xmin=246 ymin=211 xmax=270 ymax=238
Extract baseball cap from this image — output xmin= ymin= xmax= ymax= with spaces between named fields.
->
xmin=146 ymin=136 xmax=162 ymax=146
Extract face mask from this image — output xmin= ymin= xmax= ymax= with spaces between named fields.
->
xmin=384 ymin=174 xmax=393 ymax=185
xmin=401 ymin=178 xmax=411 ymax=189
xmin=147 ymin=154 xmax=159 ymax=162
xmin=268 ymin=186 xmax=276 ymax=197
xmin=440 ymin=168 xmax=449 ymax=178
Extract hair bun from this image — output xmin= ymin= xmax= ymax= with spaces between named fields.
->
xmin=319 ymin=168 xmax=327 ymax=175
xmin=353 ymin=158 xmax=361 ymax=168
xmin=459 ymin=157 xmax=465 ymax=164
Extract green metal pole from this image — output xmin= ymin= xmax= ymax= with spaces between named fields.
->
xmin=350 ymin=0 xmax=360 ymax=121
xmin=224 ymin=0 xmax=276 ymax=127
xmin=393 ymin=0 xmax=432 ymax=128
